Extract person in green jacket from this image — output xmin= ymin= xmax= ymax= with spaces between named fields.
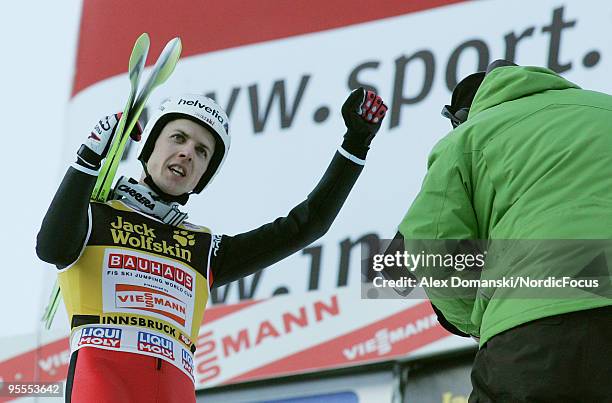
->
xmin=395 ymin=60 xmax=611 ymax=402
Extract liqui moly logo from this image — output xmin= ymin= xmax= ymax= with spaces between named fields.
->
xmin=182 ymin=349 xmax=194 ymax=379
xmin=138 ymin=332 xmax=174 ymax=360
xmin=115 ymin=284 xmax=187 ymax=326
xmin=78 ymin=327 xmax=122 ymax=348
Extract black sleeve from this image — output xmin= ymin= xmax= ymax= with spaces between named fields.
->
xmin=431 ymin=301 xmax=471 ymax=338
xmin=383 ymin=231 xmax=471 ymax=338
xmin=211 ymin=151 xmax=363 ymax=287
xmin=376 ymin=231 xmax=417 ymax=295
xmin=36 ymin=167 xmax=96 ymax=268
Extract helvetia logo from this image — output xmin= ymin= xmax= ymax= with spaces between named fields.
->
xmin=78 ymin=327 xmax=122 ymax=348
xmin=178 ymin=98 xmax=225 ymax=124
xmin=138 ymin=331 xmax=174 ymax=360
xmin=110 ymin=216 xmax=192 ymax=262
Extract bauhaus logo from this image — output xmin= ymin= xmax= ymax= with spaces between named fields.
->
xmin=108 ymin=253 xmax=194 ymax=291
xmin=138 ymin=331 xmax=174 ymax=360
xmin=78 ymin=327 xmax=122 ymax=348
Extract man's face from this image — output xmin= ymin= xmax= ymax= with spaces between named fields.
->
xmin=145 ymin=118 xmax=216 ymax=196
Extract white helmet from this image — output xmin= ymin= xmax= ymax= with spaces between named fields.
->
xmin=138 ymin=94 xmax=231 ymax=194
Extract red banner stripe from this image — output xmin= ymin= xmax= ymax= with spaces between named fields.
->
xmin=225 ymin=302 xmax=449 ymax=383
xmin=73 ymin=0 xmax=466 ymax=96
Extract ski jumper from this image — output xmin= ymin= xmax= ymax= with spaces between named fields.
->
xmin=37 ymin=151 xmax=363 ymax=402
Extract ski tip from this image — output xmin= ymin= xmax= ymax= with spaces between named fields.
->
xmin=162 ymin=37 xmax=182 ymax=63
xmin=168 ymin=37 xmax=182 ymax=52
xmin=135 ymin=33 xmax=150 ymax=48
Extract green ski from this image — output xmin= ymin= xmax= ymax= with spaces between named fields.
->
xmin=91 ymin=36 xmax=182 ymax=202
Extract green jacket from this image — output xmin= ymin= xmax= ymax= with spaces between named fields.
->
xmin=399 ymin=66 xmax=612 ymax=345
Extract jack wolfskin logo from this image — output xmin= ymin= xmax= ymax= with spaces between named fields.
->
xmin=173 ymin=230 xmax=195 ymax=247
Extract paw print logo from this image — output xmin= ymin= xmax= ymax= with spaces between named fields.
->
xmin=173 ymin=230 xmax=196 ymax=247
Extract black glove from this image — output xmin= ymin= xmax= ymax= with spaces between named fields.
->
xmin=341 ymin=87 xmax=387 ymax=160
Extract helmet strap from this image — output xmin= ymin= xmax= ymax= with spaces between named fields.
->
xmin=140 ymin=162 xmax=190 ymax=205
xmin=143 ymin=175 xmax=190 ymax=205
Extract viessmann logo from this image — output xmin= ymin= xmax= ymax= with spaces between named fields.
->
xmin=110 ymin=216 xmax=194 ymax=262
xmin=114 ymin=284 xmax=188 ymax=326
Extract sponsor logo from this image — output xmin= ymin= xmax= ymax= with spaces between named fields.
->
xmin=109 ymin=216 xmax=192 ymax=262
xmin=116 ymin=184 xmax=155 ymax=210
xmin=342 ymin=314 xmax=438 ymax=360
xmin=181 ymin=349 xmax=194 ymax=378
xmin=173 ymin=230 xmax=195 ymax=247
xmin=115 ymin=284 xmax=187 ymax=325
xmin=102 ymin=315 xmax=177 ymax=338
xmin=108 ymin=253 xmax=193 ymax=291
xmin=221 ymin=295 xmax=340 ymax=357
xmin=111 ymin=216 xmax=156 ymax=237
xmin=179 ymin=333 xmax=192 ymax=347
xmin=178 ymin=98 xmax=225 ymax=124
xmin=78 ymin=327 xmax=122 ymax=348
xmin=98 ymin=116 xmax=113 ymax=131
xmin=211 ymin=234 xmax=222 ymax=257
xmin=38 ymin=350 xmax=71 ymax=376
xmin=138 ymin=332 xmax=174 ymax=360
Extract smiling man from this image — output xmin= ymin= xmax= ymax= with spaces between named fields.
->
xmin=36 ymin=90 xmax=387 ymax=403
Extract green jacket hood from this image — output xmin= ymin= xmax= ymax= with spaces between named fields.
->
xmin=469 ymin=66 xmax=580 ymax=118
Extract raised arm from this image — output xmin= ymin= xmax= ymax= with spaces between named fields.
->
xmin=36 ymin=114 xmax=137 ymax=267
xmin=211 ymin=88 xmax=387 ymax=287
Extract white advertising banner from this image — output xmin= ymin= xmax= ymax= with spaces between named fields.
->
xmin=62 ymin=0 xmax=612 ymax=305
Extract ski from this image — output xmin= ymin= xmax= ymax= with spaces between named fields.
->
xmin=42 ymin=33 xmax=155 ymax=329
xmin=91 ymin=36 xmax=182 ymax=202
xmin=43 ymin=35 xmax=182 ymax=329
xmin=91 ymin=33 xmax=151 ymax=201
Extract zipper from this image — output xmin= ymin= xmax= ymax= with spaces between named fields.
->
xmin=156 ymin=357 xmax=162 ymax=370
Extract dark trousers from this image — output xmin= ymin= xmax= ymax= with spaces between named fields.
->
xmin=469 ymin=306 xmax=612 ymax=403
